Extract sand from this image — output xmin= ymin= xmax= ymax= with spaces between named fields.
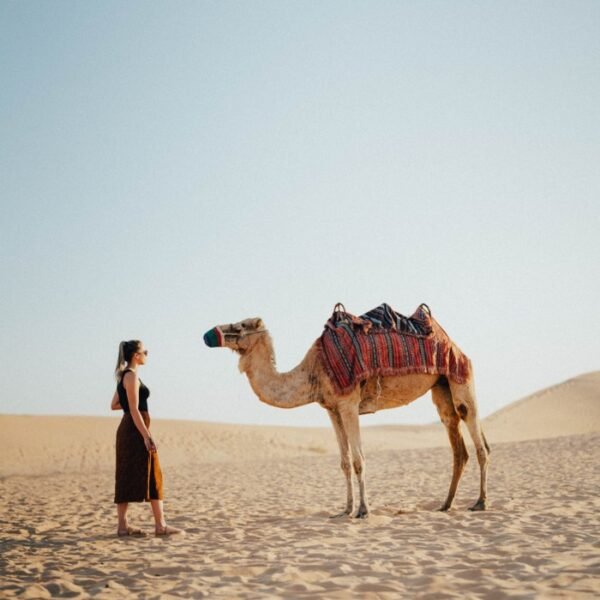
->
xmin=1 ymin=372 xmax=599 ymax=598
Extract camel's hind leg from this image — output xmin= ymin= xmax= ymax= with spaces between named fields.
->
xmin=327 ymin=408 xmax=354 ymax=517
xmin=449 ymin=378 xmax=490 ymax=511
xmin=432 ymin=380 xmax=469 ymax=511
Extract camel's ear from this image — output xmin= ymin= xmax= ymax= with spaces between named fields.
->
xmin=254 ymin=318 xmax=264 ymax=330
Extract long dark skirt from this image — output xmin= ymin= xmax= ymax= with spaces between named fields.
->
xmin=114 ymin=412 xmax=163 ymax=503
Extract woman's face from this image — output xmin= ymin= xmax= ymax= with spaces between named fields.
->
xmin=134 ymin=343 xmax=148 ymax=366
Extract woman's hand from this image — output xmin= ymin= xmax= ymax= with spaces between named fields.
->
xmin=144 ymin=436 xmax=158 ymax=453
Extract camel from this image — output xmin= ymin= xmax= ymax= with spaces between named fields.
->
xmin=203 ymin=313 xmax=489 ymax=518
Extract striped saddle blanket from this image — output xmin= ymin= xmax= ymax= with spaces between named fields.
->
xmin=316 ymin=303 xmax=470 ymax=396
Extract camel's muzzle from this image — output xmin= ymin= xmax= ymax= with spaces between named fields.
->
xmin=203 ymin=327 xmax=223 ymax=347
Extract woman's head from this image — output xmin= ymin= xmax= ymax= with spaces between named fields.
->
xmin=115 ymin=339 xmax=148 ymax=379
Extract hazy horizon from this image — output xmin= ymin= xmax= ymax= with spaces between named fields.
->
xmin=1 ymin=1 xmax=599 ymax=427
xmin=1 ymin=368 xmax=596 ymax=430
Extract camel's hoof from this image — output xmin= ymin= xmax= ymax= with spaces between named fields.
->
xmin=469 ymin=499 xmax=487 ymax=511
xmin=438 ymin=504 xmax=452 ymax=512
xmin=354 ymin=507 xmax=369 ymax=519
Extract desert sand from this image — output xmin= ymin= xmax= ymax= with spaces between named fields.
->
xmin=1 ymin=372 xmax=599 ymax=598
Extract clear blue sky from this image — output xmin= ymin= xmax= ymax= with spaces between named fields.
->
xmin=1 ymin=1 xmax=599 ymax=427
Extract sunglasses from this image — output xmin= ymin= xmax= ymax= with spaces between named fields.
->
xmin=137 ymin=350 xmax=149 ymax=356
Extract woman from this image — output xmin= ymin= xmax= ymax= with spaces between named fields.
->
xmin=111 ymin=339 xmax=182 ymax=536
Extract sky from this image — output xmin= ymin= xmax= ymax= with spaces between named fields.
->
xmin=1 ymin=1 xmax=599 ymax=428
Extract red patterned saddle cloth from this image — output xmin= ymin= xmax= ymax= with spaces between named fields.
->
xmin=316 ymin=303 xmax=470 ymax=396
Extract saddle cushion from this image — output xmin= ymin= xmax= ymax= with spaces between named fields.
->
xmin=317 ymin=303 xmax=470 ymax=396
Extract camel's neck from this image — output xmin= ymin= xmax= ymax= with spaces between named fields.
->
xmin=239 ymin=334 xmax=317 ymax=409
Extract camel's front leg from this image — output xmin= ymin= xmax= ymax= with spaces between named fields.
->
xmin=339 ymin=400 xmax=369 ymax=518
xmin=327 ymin=409 xmax=353 ymax=517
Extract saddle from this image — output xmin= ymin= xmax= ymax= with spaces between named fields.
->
xmin=317 ymin=302 xmax=469 ymax=396
xmin=327 ymin=302 xmax=433 ymax=336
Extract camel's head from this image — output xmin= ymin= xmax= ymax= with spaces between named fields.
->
xmin=203 ymin=318 xmax=266 ymax=354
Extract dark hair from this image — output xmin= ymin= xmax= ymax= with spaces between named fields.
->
xmin=115 ymin=340 xmax=141 ymax=381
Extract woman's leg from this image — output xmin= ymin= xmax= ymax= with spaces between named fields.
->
xmin=150 ymin=500 xmax=183 ymax=535
xmin=116 ymin=503 xmax=129 ymax=531
xmin=150 ymin=499 xmax=166 ymax=530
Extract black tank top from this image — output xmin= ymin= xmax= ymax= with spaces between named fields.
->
xmin=117 ymin=369 xmax=150 ymax=413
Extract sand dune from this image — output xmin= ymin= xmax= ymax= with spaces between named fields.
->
xmin=1 ymin=372 xmax=599 ymax=598
xmin=1 ymin=372 xmax=598 ymax=478
xmin=482 ymin=371 xmax=600 ymax=443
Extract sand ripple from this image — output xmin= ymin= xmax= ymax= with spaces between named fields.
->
xmin=1 ymin=433 xmax=599 ymax=597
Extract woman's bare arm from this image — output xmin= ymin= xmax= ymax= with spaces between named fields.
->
xmin=110 ymin=390 xmax=121 ymax=411
xmin=123 ymin=372 xmax=157 ymax=452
